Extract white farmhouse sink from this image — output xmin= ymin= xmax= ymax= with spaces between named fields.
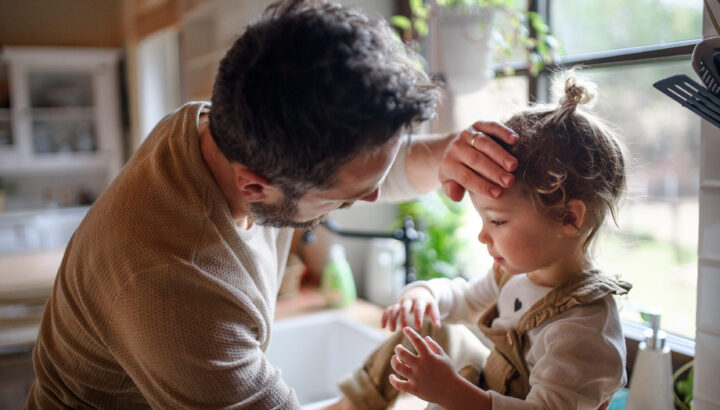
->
xmin=267 ymin=311 xmax=387 ymax=409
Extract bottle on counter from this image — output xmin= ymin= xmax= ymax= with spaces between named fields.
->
xmin=321 ymin=243 xmax=356 ymax=308
xmin=625 ymin=311 xmax=674 ymax=410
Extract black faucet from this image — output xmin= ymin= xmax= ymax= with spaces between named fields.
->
xmin=302 ymin=216 xmax=425 ymax=284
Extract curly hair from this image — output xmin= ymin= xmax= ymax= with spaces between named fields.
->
xmin=503 ymin=72 xmax=626 ymax=249
xmin=209 ymin=0 xmax=439 ymax=198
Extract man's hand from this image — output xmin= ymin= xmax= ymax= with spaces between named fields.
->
xmin=439 ymin=121 xmax=519 ymax=201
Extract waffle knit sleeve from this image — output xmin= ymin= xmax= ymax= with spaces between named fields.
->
xmin=401 ymin=269 xmax=499 ymax=324
xmin=378 ymin=141 xmax=424 ymax=203
xmin=106 ymin=264 xmax=301 ymax=410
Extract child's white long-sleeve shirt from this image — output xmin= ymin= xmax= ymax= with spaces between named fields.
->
xmin=403 ymin=271 xmax=628 ymax=410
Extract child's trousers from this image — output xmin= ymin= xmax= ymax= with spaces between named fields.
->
xmin=338 ymin=321 xmax=491 ymax=410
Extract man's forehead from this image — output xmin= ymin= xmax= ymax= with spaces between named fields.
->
xmin=332 ymin=141 xmax=401 ymax=190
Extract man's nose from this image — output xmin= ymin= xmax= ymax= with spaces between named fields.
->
xmin=359 ymin=188 xmax=380 ymax=202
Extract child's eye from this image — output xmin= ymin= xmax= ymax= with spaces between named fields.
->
xmin=490 ymin=220 xmax=506 ymax=226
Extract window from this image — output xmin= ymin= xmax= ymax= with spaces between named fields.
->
xmin=552 ymin=0 xmax=701 ymax=55
xmin=448 ymin=0 xmax=703 ymax=340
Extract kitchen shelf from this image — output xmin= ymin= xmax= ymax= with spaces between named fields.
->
xmin=0 ymin=47 xmax=123 ymax=213
xmin=0 ymin=47 xmax=122 ymax=181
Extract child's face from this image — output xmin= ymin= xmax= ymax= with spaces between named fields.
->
xmin=469 ymin=188 xmax=570 ymax=277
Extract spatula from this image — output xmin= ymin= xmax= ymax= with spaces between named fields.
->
xmin=653 ymin=74 xmax=720 ymax=128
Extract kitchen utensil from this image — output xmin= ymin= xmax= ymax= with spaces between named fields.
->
xmin=653 ymin=74 xmax=720 ymax=128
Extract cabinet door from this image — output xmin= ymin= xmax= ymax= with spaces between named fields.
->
xmin=0 ymin=48 xmax=122 ymax=184
xmin=28 ymin=70 xmax=98 ymax=156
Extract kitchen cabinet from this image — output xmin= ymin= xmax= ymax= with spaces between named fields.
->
xmin=0 ymin=47 xmax=123 ymax=182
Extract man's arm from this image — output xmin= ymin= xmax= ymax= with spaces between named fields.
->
xmin=405 ymin=121 xmax=519 ymax=200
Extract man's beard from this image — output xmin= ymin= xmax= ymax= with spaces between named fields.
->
xmin=249 ymin=196 xmax=323 ymax=229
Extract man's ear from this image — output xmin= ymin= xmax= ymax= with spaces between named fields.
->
xmin=561 ymin=199 xmax=587 ymax=235
xmin=232 ymin=165 xmax=274 ymax=203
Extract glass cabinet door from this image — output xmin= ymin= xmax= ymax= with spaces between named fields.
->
xmin=0 ymin=61 xmax=11 ymax=150
xmin=28 ymin=71 xmax=97 ymax=155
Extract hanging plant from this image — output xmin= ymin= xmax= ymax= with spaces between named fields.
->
xmin=392 ymin=0 xmax=561 ymax=92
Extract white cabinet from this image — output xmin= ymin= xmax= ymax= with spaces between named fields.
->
xmin=0 ymin=47 xmax=123 ymax=181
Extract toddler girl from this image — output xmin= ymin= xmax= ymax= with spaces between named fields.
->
xmin=334 ymin=73 xmax=632 ymax=410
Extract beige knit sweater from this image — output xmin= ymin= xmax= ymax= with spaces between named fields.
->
xmin=27 ymin=102 xmax=421 ymax=409
xmin=27 ymin=103 xmax=299 ymax=409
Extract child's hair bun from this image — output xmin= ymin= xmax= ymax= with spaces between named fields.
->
xmin=549 ymin=71 xmax=598 ymax=126
xmin=560 ymin=74 xmax=597 ymax=110
xmin=560 ymin=74 xmax=597 ymax=107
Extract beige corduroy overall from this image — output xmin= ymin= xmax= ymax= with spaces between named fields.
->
xmin=477 ymin=267 xmax=632 ymax=399
xmin=338 ymin=267 xmax=631 ymax=409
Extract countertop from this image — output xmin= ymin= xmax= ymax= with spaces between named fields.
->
xmin=276 ymin=287 xmax=390 ymax=334
xmin=0 ymin=249 xmax=63 ymax=302
xmin=0 ymin=249 xmax=64 ymax=350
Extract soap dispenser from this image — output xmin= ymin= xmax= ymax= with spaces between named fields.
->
xmin=321 ymin=244 xmax=357 ymax=308
xmin=625 ymin=311 xmax=674 ymax=410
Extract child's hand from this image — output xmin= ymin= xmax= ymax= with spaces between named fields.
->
xmin=381 ymin=287 xmax=440 ymax=331
xmin=388 ymin=327 xmax=459 ymax=406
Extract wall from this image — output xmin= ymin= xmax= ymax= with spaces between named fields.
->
xmin=693 ymin=6 xmax=720 ymax=410
xmin=0 ymin=0 xmax=123 ymax=47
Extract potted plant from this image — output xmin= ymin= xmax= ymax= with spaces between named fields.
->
xmin=673 ymin=360 xmax=694 ymax=410
xmin=396 ymin=191 xmax=467 ymax=281
xmin=392 ymin=0 xmax=560 ymax=93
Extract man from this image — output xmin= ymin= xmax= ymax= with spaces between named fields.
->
xmin=27 ymin=0 xmax=517 ymax=408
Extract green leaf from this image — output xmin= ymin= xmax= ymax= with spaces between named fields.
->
xmin=414 ymin=19 xmax=429 ymax=37
xmin=639 ymin=311 xmax=653 ymax=323
xmin=529 ymin=11 xmax=549 ymax=34
xmin=676 ymin=368 xmax=693 ymax=407
xmin=391 ymin=15 xmax=412 ymax=31
xmin=536 ymin=38 xmax=547 ymax=57
xmin=409 ymin=0 xmax=425 ymax=15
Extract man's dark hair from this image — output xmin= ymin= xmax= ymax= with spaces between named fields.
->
xmin=209 ymin=0 xmax=438 ymax=197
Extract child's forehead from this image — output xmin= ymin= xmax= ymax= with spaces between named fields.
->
xmin=469 ymin=187 xmax=529 ymax=213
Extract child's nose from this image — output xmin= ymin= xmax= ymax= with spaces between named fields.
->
xmin=477 ymin=228 xmax=491 ymax=245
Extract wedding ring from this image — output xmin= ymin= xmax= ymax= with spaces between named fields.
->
xmin=470 ymin=132 xmax=479 ymax=150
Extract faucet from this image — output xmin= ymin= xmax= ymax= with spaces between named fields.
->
xmin=302 ymin=216 xmax=425 ymax=284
